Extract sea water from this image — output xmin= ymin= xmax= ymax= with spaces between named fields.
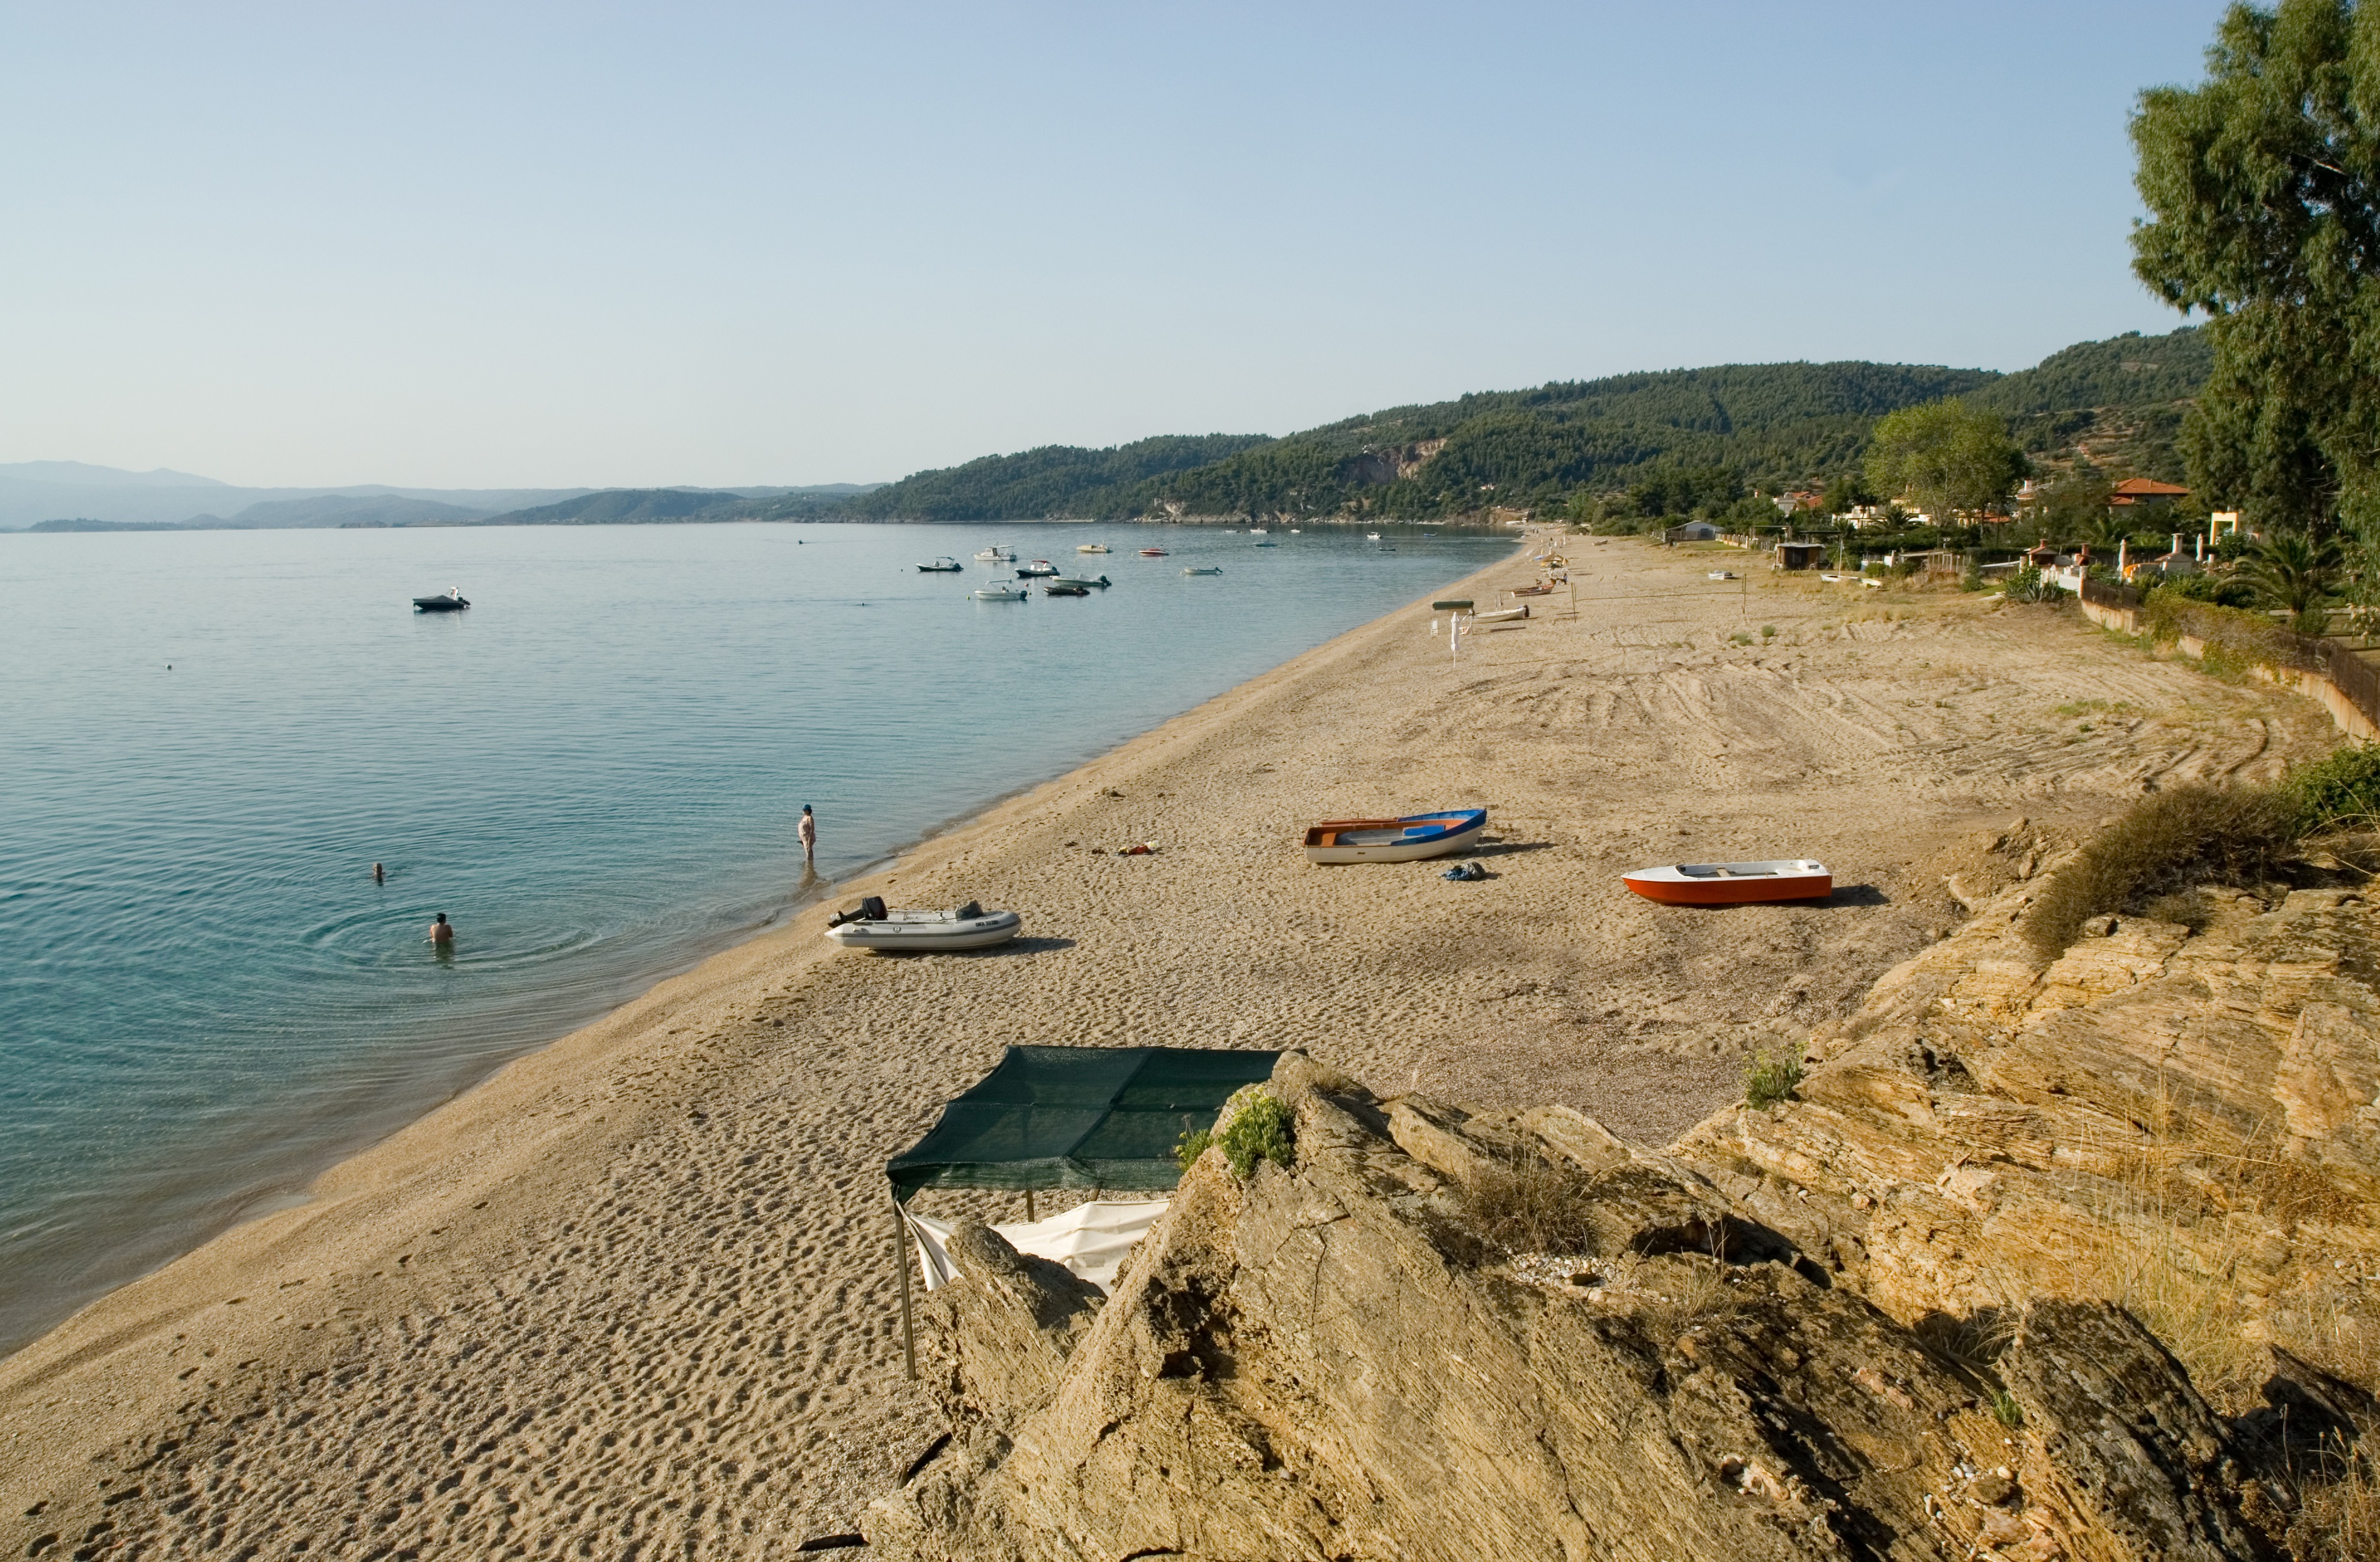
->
xmin=0 ymin=521 xmax=1510 ymax=1351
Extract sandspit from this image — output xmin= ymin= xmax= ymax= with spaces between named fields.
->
xmin=0 ymin=537 xmax=2338 ymax=1556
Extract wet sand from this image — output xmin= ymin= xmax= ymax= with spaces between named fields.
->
xmin=0 ymin=536 xmax=2335 ymax=1556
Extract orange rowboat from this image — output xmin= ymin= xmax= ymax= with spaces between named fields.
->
xmin=1622 ymin=860 xmax=1832 ymax=906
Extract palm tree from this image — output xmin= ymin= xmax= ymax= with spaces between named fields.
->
xmin=2244 ymin=531 xmax=2343 ymax=618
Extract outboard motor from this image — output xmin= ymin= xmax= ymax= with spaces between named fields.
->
xmin=860 ymin=895 xmax=887 ymax=921
xmin=956 ymin=900 xmax=983 ymax=920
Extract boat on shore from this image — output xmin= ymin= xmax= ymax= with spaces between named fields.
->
xmin=413 ymin=590 xmax=469 ymax=612
xmin=972 ymin=584 xmax=1028 ymax=601
xmin=1473 ymin=604 xmax=1529 ymax=624
xmin=917 ymin=557 xmax=962 ymax=572
xmin=1077 ymin=543 xmax=1110 ymax=553
xmin=1302 ymin=808 xmax=1488 ymax=864
xmin=1050 ymin=575 xmax=1111 ymax=589
xmin=825 ymin=897 xmax=1023 ymax=951
xmin=1182 ymin=565 xmax=1223 ymax=576
xmin=1621 ymin=860 xmax=1832 ymax=906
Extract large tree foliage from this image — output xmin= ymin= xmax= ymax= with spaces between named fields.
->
xmin=2132 ymin=0 xmax=2380 ymax=536
xmin=1862 ymin=400 xmax=2027 ymax=522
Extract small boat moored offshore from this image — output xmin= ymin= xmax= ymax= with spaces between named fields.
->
xmin=1622 ymin=860 xmax=1832 ymax=906
xmin=1043 ymin=583 xmax=1089 ymax=596
xmin=413 ymin=589 xmax=469 ymax=611
xmin=1050 ymin=575 xmax=1111 ymax=589
xmin=1303 ymin=808 xmax=1488 ymax=865
xmin=1182 ymin=565 xmax=1223 ymax=576
xmin=972 ymin=583 xmax=1029 ymax=601
xmin=1015 ymin=560 xmax=1059 ymax=577
xmin=1138 ymin=546 xmax=1170 ymax=557
xmin=917 ymin=557 xmax=962 ymax=572
xmin=825 ymin=897 xmax=1023 ymax=952
xmin=974 ymin=545 xmax=1016 ymax=562
xmin=1077 ymin=543 xmax=1111 ymax=553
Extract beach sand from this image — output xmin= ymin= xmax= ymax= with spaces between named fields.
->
xmin=0 ymin=537 xmax=2336 ymax=1556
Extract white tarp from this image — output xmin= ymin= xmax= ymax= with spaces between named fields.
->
xmin=905 ymin=1199 xmax=1169 ymax=1295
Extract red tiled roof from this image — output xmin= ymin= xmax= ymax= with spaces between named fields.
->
xmin=2110 ymin=477 xmax=2189 ymax=497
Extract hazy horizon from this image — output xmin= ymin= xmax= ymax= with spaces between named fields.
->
xmin=4 ymin=2 xmax=2227 ymax=489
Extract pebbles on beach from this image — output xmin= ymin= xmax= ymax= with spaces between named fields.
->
xmin=0 ymin=540 xmax=2333 ymax=1556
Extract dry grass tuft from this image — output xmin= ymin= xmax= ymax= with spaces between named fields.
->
xmin=1635 ymin=1256 xmax=1742 ymax=1341
xmin=2023 ymin=783 xmax=2297 ymax=958
xmin=1459 ymin=1156 xmax=1602 ymax=1256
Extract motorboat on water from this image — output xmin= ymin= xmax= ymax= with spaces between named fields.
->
xmin=917 ymin=557 xmax=962 ymax=572
xmin=1077 ymin=543 xmax=1111 ymax=553
xmin=1182 ymin=565 xmax=1223 ymax=576
xmin=1248 ymin=528 xmax=1268 ymax=535
xmin=974 ymin=546 xmax=1016 ymax=562
xmin=413 ymin=589 xmax=469 ymax=611
xmin=1365 ymin=532 xmax=1382 ymax=541
xmin=972 ymin=583 xmax=1029 ymax=601
xmin=1050 ymin=575 xmax=1111 ymax=589
xmin=1015 ymin=560 xmax=1059 ymax=577
xmin=1043 ymin=582 xmax=1089 ymax=596
xmin=1138 ymin=546 xmax=1170 ymax=557
xmin=1303 ymin=809 xmax=1488 ymax=865
xmin=825 ymin=897 xmax=1023 ymax=951
xmin=1253 ymin=541 xmax=1278 ymax=548
xmin=1622 ymin=860 xmax=1832 ymax=906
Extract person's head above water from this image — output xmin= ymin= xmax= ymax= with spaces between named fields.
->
xmin=434 ymin=913 xmax=448 ymax=924
xmin=802 ymin=804 xmax=813 ymax=814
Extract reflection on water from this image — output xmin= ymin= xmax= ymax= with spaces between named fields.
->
xmin=0 ymin=519 xmax=1511 ymax=1351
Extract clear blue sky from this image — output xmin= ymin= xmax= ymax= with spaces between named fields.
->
xmin=1 ymin=1 xmax=2232 ymax=489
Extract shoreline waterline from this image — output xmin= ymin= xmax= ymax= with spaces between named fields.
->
xmin=0 ymin=538 xmax=1526 ymax=1360
xmin=0 ymin=521 xmax=1517 ymax=1356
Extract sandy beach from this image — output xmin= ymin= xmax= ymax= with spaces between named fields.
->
xmin=0 ymin=536 xmax=2338 ymax=1557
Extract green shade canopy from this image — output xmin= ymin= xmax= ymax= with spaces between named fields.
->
xmin=887 ymin=1046 xmax=1281 ymax=1203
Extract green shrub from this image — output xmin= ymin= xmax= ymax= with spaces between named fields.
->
xmin=1179 ymin=1086 xmax=1296 ymax=1179
xmin=2149 ymin=572 xmax=2259 ymax=610
xmin=2022 ymin=784 xmax=2298 ymax=958
xmin=1743 ymin=1048 xmax=1804 ymax=1109
xmin=2137 ymin=594 xmax=2309 ymax=671
xmin=2286 ymin=744 xmax=2380 ymax=831
xmin=1990 ymin=1388 xmax=2024 ymax=1429
xmin=2005 ymin=565 xmax=2057 ymax=604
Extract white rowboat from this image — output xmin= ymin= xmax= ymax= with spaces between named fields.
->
xmin=825 ymin=900 xmax=1023 ymax=951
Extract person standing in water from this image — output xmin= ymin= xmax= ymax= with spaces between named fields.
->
xmin=798 ymin=804 xmax=817 ymax=868
xmin=428 ymin=912 xmax=453 ymax=946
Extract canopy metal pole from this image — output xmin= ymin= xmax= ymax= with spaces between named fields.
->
xmin=893 ymin=1197 xmax=916 ymax=1381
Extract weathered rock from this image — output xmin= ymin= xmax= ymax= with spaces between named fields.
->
xmin=868 ymin=1060 xmax=2276 ymax=1561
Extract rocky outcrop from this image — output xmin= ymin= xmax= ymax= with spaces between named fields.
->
xmin=867 ymin=856 xmax=2380 ymax=1560
xmin=868 ymin=1058 xmax=2294 ymax=1559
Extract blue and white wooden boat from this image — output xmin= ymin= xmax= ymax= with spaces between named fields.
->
xmin=1302 ymin=808 xmax=1488 ymax=865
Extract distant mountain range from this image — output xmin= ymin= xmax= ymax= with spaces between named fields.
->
xmin=6 ymin=326 xmax=2210 ymax=532
xmin=2 ymin=468 xmax=879 ymax=531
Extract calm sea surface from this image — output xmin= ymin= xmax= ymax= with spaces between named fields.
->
xmin=0 ymin=521 xmax=1509 ymax=1351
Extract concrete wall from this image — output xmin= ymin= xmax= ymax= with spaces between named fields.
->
xmin=2077 ymin=597 xmax=2380 ymax=743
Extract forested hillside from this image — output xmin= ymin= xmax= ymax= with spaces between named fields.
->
xmin=838 ymin=327 xmax=2208 ymax=523
xmin=839 ymin=434 xmax=1271 ymax=521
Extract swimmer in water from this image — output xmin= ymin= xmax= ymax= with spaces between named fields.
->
xmin=373 ymin=862 xmax=385 ymax=883
xmin=429 ymin=912 xmax=453 ymax=945
xmin=799 ymin=804 xmax=817 ymax=867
